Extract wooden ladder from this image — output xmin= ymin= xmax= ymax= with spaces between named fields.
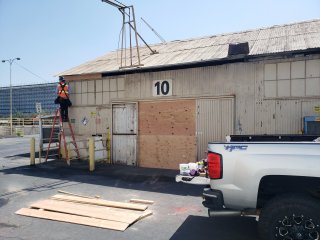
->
xmin=45 ymin=108 xmax=80 ymax=165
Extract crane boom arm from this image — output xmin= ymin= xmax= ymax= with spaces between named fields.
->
xmin=101 ymin=0 xmax=125 ymax=9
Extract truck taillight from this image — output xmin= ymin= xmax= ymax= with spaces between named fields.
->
xmin=207 ymin=152 xmax=223 ymax=179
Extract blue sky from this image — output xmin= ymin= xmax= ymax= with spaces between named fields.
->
xmin=0 ymin=0 xmax=319 ymax=87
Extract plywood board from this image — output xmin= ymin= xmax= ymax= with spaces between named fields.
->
xmin=139 ymin=100 xmax=196 ymax=136
xmin=16 ymin=208 xmax=129 ymax=231
xmin=139 ymin=135 xmax=196 ymax=169
xmin=139 ymin=100 xmax=196 ymax=169
xmin=129 ymin=199 xmax=154 ymax=204
xmin=30 ymin=199 xmax=143 ymax=224
xmin=50 ymin=194 xmax=147 ymax=211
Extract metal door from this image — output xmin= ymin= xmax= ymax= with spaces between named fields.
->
xmin=196 ymin=98 xmax=234 ymax=160
xmin=112 ymin=103 xmax=137 ymax=165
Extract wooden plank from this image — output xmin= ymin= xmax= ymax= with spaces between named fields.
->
xmin=50 ymin=194 xmax=147 ymax=211
xmin=16 ymin=208 xmax=128 ymax=231
xmin=136 ymin=210 xmax=153 ymax=222
xmin=129 ymin=199 xmax=154 ymax=205
xmin=30 ymin=199 xmax=143 ymax=224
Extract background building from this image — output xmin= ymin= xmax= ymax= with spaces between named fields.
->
xmin=0 ymin=83 xmax=56 ymax=117
xmin=57 ymin=19 xmax=319 ymax=169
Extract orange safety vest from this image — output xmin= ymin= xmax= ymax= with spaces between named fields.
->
xmin=57 ymin=83 xmax=69 ymax=99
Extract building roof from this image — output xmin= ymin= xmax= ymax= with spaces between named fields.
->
xmin=60 ymin=19 xmax=320 ymax=76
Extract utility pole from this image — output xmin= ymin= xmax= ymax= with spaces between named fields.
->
xmin=2 ymin=57 xmax=21 ymax=135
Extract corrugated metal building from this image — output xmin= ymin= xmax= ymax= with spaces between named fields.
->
xmin=59 ymin=19 xmax=320 ymax=169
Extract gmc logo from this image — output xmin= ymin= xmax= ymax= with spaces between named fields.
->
xmin=224 ymin=145 xmax=248 ymax=152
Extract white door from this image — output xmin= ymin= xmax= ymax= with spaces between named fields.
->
xmin=196 ymin=98 xmax=234 ymax=160
xmin=112 ymin=103 xmax=137 ymax=165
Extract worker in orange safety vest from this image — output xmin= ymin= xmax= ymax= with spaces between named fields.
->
xmin=55 ymin=76 xmax=72 ymax=121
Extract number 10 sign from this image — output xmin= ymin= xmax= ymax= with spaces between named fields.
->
xmin=153 ymin=79 xmax=172 ymax=97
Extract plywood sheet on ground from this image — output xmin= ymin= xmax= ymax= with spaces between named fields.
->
xmin=130 ymin=199 xmax=154 ymax=204
xmin=50 ymin=194 xmax=148 ymax=211
xmin=16 ymin=208 xmax=129 ymax=231
xmin=30 ymin=199 xmax=145 ymax=224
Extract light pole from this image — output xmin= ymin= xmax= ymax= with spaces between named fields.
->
xmin=2 ymin=57 xmax=21 ymax=135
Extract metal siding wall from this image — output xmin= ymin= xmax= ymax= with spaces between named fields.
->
xmin=196 ymin=98 xmax=234 ymax=160
xmin=275 ymin=100 xmax=302 ymax=134
xmin=302 ymin=100 xmax=320 ymax=117
xmin=255 ymin=100 xmax=276 ymax=134
xmin=69 ymin=54 xmax=320 ymax=139
xmin=69 ymin=107 xmax=97 ymax=136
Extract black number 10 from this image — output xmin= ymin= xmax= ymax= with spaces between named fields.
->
xmin=155 ymin=81 xmax=170 ymax=95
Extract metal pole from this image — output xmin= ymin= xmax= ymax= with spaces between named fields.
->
xmin=30 ymin=137 xmax=35 ymax=165
xmin=131 ymin=6 xmax=141 ymax=65
xmin=39 ymin=114 xmax=43 ymax=163
xmin=89 ymin=137 xmax=95 ymax=171
xmin=9 ymin=61 xmax=13 ymax=135
xmin=2 ymin=58 xmax=20 ymax=135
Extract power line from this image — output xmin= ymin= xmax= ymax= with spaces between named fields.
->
xmin=14 ymin=62 xmax=49 ymax=82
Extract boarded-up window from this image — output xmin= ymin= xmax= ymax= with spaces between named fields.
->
xmin=139 ymin=100 xmax=196 ymax=170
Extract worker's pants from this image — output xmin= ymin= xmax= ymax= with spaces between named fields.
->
xmin=60 ymin=99 xmax=69 ymax=121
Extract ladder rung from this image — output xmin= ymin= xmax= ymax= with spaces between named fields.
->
xmin=43 ymin=138 xmax=59 ymax=141
xmin=94 ymin=149 xmax=107 ymax=152
xmin=46 ymin=153 xmax=59 ymax=157
xmin=75 ymin=147 xmax=88 ymax=150
xmin=69 ymin=157 xmax=82 ymax=161
xmin=46 ymin=147 xmax=59 ymax=150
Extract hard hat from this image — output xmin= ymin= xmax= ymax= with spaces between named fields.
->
xmin=59 ymin=76 xmax=65 ymax=82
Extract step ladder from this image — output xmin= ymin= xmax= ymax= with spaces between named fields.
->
xmin=45 ymin=108 xmax=80 ymax=165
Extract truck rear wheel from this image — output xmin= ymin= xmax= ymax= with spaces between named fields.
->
xmin=258 ymin=194 xmax=320 ymax=240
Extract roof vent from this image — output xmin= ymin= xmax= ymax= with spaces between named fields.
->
xmin=228 ymin=42 xmax=249 ymax=56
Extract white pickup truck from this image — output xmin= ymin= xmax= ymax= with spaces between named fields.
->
xmin=177 ymin=138 xmax=320 ymax=240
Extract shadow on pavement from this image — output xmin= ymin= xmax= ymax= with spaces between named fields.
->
xmin=0 ymin=158 xmax=205 ymax=197
xmin=170 ymin=215 xmax=260 ymax=240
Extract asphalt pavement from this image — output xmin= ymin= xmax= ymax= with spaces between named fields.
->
xmin=0 ymin=136 xmax=260 ymax=240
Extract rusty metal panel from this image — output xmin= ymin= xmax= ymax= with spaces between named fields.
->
xmin=196 ymin=97 xmax=234 ymax=160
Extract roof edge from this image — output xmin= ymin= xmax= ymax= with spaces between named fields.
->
xmin=100 ymin=48 xmax=320 ymax=77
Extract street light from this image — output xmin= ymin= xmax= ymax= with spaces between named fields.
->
xmin=2 ymin=57 xmax=21 ymax=135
